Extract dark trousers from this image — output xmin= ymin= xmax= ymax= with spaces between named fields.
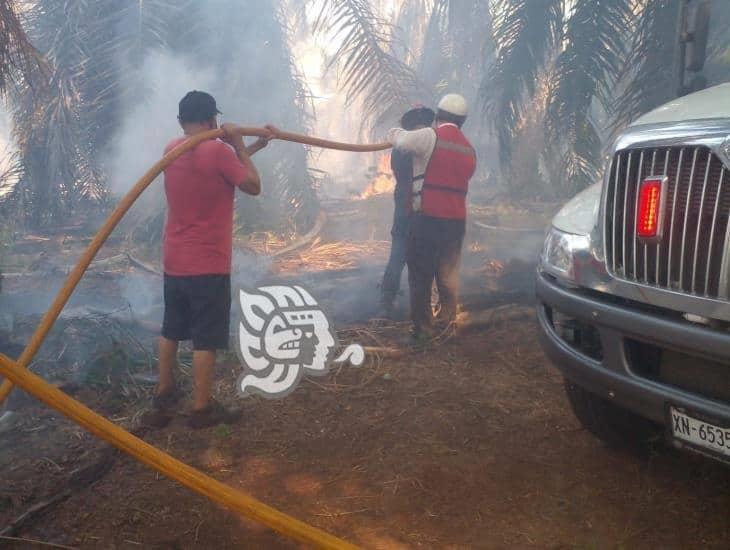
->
xmin=381 ymin=202 xmax=410 ymax=306
xmin=406 ymin=214 xmax=465 ymax=331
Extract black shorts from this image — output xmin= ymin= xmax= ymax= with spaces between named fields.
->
xmin=161 ymin=274 xmax=231 ymax=351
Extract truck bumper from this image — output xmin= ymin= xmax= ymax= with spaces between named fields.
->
xmin=535 ymin=270 xmax=730 ymax=427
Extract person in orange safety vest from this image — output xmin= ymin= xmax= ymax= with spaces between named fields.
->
xmin=387 ymin=93 xmax=477 ymax=340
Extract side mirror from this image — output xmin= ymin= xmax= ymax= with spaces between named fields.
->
xmin=685 ymin=0 xmax=711 ymax=72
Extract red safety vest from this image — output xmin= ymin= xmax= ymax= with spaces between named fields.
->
xmin=414 ymin=124 xmax=476 ymax=219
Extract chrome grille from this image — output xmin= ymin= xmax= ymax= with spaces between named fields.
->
xmin=604 ymin=145 xmax=730 ymax=298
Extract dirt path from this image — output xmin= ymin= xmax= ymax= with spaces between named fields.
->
xmin=2 ymin=312 xmax=729 ymax=549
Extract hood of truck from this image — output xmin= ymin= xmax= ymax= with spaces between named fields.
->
xmin=631 ymin=83 xmax=730 ymax=127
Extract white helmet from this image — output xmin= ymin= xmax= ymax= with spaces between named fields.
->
xmin=437 ymin=93 xmax=468 ymax=117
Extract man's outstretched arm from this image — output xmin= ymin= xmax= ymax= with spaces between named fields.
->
xmin=387 ymin=127 xmax=436 ymax=157
xmin=245 ymin=125 xmax=279 ymax=156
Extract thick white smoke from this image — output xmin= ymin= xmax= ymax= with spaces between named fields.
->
xmin=105 ymin=52 xmax=216 ymax=195
xmin=102 ymin=2 xmax=389 ymax=200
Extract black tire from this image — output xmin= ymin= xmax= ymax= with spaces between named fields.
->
xmin=563 ymin=378 xmax=660 ymax=450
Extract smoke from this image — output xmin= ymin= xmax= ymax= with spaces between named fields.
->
xmin=291 ymin=26 xmax=379 ymax=199
xmin=111 ymin=15 xmax=378 ymax=198
xmin=105 ymin=52 xmax=216 ymax=195
xmin=3 ymin=1 xmax=535 ymax=340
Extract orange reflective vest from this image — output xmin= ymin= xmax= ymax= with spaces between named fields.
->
xmin=413 ymin=124 xmax=476 ymax=219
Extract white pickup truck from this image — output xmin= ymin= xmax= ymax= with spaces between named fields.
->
xmin=537 ymin=83 xmax=730 ymax=464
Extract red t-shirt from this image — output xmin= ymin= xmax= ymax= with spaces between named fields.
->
xmin=162 ymin=137 xmax=248 ymax=276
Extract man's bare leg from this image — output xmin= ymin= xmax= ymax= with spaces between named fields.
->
xmin=157 ymin=337 xmax=179 ymax=396
xmin=192 ymin=350 xmax=216 ymax=411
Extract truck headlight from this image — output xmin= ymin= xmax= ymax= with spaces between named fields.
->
xmin=542 ymin=228 xmax=590 ymax=280
xmin=541 ymin=182 xmax=600 ymax=281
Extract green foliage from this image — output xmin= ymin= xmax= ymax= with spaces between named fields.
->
xmin=6 ymin=0 xmax=727 ymax=209
xmin=11 ymin=0 xmax=111 ymax=227
xmin=214 ymin=424 xmax=233 ymax=438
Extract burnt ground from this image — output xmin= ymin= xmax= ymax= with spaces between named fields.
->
xmin=2 ymin=313 xmax=730 ymax=549
xmin=1 ymin=201 xmax=729 ymax=549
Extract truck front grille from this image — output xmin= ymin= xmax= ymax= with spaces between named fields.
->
xmin=605 ymin=145 xmax=730 ymax=299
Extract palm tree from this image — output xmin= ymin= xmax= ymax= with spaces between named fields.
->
xmin=0 ymin=0 xmax=41 ymax=202
xmin=8 ymin=0 xmax=319 ymax=234
xmin=483 ymin=0 xmax=730 ymax=197
xmin=544 ymin=0 xmax=633 ymax=194
xmin=483 ymin=0 xmax=563 ymax=166
xmin=0 ymin=0 xmax=43 ymax=281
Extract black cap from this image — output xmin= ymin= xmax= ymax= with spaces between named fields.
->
xmin=401 ymin=106 xmax=435 ymax=130
xmin=178 ymin=90 xmax=222 ymax=123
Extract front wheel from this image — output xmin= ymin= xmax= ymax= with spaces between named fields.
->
xmin=563 ymin=378 xmax=659 ymax=450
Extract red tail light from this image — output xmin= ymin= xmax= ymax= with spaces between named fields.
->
xmin=637 ymin=177 xmax=666 ymax=239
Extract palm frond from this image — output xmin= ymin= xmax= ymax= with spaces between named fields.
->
xmin=417 ymin=0 xmax=452 ymax=100
xmin=554 ymin=116 xmax=602 ymax=195
xmin=544 ymin=0 xmax=632 ymax=190
xmin=275 ymin=1 xmax=316 ymax=133
xmin=0 ymin=0 xmax=44 ymax=94
xmin=483 ymin=0 xmax=563 ymax=164
xmin=9 ymin=0 xmax=197 ymax=228
xmin=10 ymin=0 xmax=122 ymax=227
xmin=269 ymin=146 xmax=320 ymax=233
xmin=273 ymin=1 xmax=320 ymax=231
xmin=312 ymin=0 xmax=421 ymax=122
xmin=280 ymin=0 xmax=312 ymax=42
xmin=611 ymin=0 xmax=680 ymax=132
xmin=0 ymin=146 xmax=21 ymax=202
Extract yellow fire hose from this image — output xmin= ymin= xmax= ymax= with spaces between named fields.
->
xmin=0 ymin=126 xmax=391 ymax=548
xmin=0 ymin=353 xmax=357 ymax=548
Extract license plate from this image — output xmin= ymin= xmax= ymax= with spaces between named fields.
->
xmin=669 ymin=407 xmax=730 ymax=460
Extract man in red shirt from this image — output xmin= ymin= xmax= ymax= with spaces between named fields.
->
xmin=150 ymin=90 xmax=272 ymax=429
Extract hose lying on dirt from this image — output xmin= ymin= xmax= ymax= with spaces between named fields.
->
xmin=0 ymin=126 xmax=391 ymax=403
xmin=0 ymin=353 xmax=357 ymax=550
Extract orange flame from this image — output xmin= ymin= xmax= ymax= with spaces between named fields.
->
xmin=483 ymin=259 xmax=505 ymax=276
xmin=359 ymin=153 xmax=395 ymax=199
